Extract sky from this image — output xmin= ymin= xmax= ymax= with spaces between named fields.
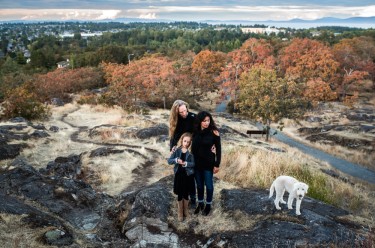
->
xmin=0 ymin=0 xmax=374 ymax=22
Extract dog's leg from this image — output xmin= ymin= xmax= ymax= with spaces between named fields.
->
xmin=280 ymin=189 xmax=286 ymax=204
xmin=274 ymin=186 xmax=284 ymax=210
xmin=287 ymin=194 xmax=294 ymax=210
xmin=274 ymin=193 xmax=282 ymax=210
xmin=296 ymin=199 xmax=301 ymax=215
xmin=269 ymin=182 xmax=275 ymax=198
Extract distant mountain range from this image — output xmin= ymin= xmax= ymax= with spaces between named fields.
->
xmin=1 ymin=16 xmax=375 ymax=28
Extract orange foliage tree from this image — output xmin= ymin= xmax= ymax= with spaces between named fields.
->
xmin=191 ymin=50 xmax=226 ymax=94
xmin=102 ymin=54 xmax=190 ymax=110
xmin=303 ymin=78 xmax=337 ymax=106
xmin=32 ymin=67 xmax=105 ymax=102
xmin=279 ymin=38 xmax=339 ymax=84
xmin=220 ymin=38 xmax=276 ymax=100
xmin=333 ymin=36 xmax=375 ymax=100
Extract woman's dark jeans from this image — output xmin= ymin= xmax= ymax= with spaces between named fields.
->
xmin=194 ymin=169 xmax=213 ymax=204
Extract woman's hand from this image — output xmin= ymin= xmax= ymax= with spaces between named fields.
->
xmin=211 ymin=145 xmax=216 ymax=154
xmin=170 ymin=146 xmax=177 ymax=155
xmin=213 ymin=167 xmax=219 ymax=174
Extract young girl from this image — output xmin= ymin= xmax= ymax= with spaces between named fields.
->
xmin=167 ymin=132 xmax=195 ymax=221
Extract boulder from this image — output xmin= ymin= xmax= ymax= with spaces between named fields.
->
xmin=136 ymin=124 xmax=168 ymax=139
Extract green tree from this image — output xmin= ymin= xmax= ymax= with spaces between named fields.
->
xmin=236 ymin=66 xmax=306 ymax=141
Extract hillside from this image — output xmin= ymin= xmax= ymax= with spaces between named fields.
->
xmin=0 ymin=99 xmax=374 ymax=247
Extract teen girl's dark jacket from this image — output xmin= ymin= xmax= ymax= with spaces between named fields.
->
xmin=169 ymin=112 xmax=196 ymax=151
xmin=192 ymin=128 xmax=221 ymax=171
xmin=167 ymin=148 xmax=195 ymax=176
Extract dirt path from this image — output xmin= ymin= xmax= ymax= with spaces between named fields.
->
xmin=60 ymin=106 xmax=164 ymax=193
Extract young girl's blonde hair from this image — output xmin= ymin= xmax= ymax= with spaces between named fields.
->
xmin=169 ymin=100 xmax=189 ymax=138
xmin=177 ymin=132 xmax=192 ymax=150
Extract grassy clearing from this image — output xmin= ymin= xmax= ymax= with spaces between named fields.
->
xmin=217 ymin=145 xmax=375 ymax=223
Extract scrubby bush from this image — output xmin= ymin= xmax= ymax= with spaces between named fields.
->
xmin=2 ymin=85 xmax=49 ymax=120
xmin=33 ymin=67 xmax=105 ymax=102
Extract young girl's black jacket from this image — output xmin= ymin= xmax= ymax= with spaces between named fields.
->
xmin=167 ymin=148 xmax=195 ymax=176
xmin=192 ymin=128 xmax=221 ymax=171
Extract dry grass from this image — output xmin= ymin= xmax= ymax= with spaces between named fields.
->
xmin=0 ymin=214 xmax=56 ymax=248
xmin=217 ymin=145 xmax=375 ymax=225
xmin=169 ymin=180 xmax=262 ymax=237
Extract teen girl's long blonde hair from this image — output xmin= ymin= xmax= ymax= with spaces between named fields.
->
xmin=177 ymin=132 xmax=192 ymax=150
xmin=169 ymin=100 xmax=189 ymax=138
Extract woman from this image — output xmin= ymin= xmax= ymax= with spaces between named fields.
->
xmin=168 ymin=100 xmax=197 ymax=207
xmin=192 ymin=111 xmax=221 ymax=216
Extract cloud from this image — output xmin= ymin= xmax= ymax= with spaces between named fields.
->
xmin=97 ymin=10 xmax=121 ymax=20
xmin=0 ymin=9 xmax=122 ymax=21
xmin=0 ymin=4 xmax=374 ymax=21
xmin=139 ymin=12 xmax=157 ymax=19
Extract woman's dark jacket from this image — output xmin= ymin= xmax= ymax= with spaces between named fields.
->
xmin=192 ymin=128 xmax=221 ymax=171
xmin=167 ymin=148 xmax=195 ymax=176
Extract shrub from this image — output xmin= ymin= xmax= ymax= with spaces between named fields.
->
xmin=33 ymin=67 xmax=105 ymax=102
xmin=2 ymin=86 xmax=49 ymax=120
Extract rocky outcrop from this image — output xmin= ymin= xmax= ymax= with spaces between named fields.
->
xmin=0 ymin=158 xmax=371 ymax=247
xmin=135 ymin=123 xmax=168 ymax=139
xmin=0 ymin=157 xmax=126 ymax=247
xmin=0 ymin=120 xmax=50 ymax=161
xmin=215 ymin=189 xmax=367 ymax=247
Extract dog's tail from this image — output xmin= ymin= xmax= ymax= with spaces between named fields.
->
xmin=269 ymin=181 xmax=275 ymax=198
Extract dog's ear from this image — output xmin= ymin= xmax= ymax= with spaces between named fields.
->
xmin=305 ymin=184 xmax=309 ymax=194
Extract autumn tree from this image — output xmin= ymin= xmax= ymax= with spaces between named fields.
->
xmin=333 ymin=36 xmax=375 ymax=100
xmin=279 ymin=38 xmax=339 ymax=85
xmin=102 ymin=54 xmax=189 ymax=110
xmin=191 ymin=50 xmax=226 ymax=94
xmin=220 ymin=38 xmax=276 ymax=101
xmin=303 ymin=78 xmax=337 ymax=106
xmin=236 ymin=65 xmax=306 ymax=140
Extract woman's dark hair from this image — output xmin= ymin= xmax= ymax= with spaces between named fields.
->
xmin=194 ymin=111 xmax=218 ymax=132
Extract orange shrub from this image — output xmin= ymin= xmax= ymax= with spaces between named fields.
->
xmin=2 ymin=85 xmax=49 ymax=120
xmin=33 ymin=67 xmax=104 ymax=102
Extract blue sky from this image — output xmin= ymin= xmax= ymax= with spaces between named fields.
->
xmin=0 ymin=0 xmax=374 ymax=22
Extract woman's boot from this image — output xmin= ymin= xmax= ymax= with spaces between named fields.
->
xmin=183 ymin=199 xmax=190 ymax=219
xmin=177 ymin=200 xmax=183 ymax=221
xmin=194 ymin=202 xmax=205 ymax=214
xmin=203 ymin=203 xmax=211 ymax=216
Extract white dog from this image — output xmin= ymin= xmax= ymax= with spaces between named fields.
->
xmin=269 ymin=175 xmax=309 ymax=215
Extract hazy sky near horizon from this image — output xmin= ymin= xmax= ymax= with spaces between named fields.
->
xmin=0 ymin=0 xmax=374 ymax=22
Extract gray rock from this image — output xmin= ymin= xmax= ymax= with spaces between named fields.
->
xmin=30 ymin=130 xmax=50 ymax=138
xmin=0 ymin=143 xmax=23 ymax=160
xmin=44 ymin=229 xmax=73 ymax=246
xmin=9 ymin=117 xmax=29 ymax=123
xmin=51 ymin=98 xmax=65 ymax=106
xmin=136 ymin=124 xmax=168 ymax=139
xmin=360 ymin=124 xmax=375 ymax=132
xmin=305 ymin=116 xmax=322 ymax=122
xmin=49 ymin=125 xmax=60 ymax=132
xmin=89 ymin=147 xmax=124 ymax=157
